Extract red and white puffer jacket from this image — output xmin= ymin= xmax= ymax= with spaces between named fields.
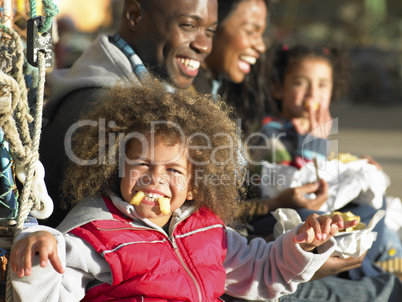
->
xmin=70 ymin=196 xmax=228 ymax=302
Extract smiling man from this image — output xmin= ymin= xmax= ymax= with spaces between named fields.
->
xmin=39 ymin=0 xmax=218 ymax=227
xmin=121 ymin=0 xmax=218 ymax=88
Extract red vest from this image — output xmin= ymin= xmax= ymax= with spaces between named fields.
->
xmin=70 ymin=197 xmax=228 ymax=301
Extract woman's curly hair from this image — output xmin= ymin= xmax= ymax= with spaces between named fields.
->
xmin=62 ymin=80 xmax=247 ymax=223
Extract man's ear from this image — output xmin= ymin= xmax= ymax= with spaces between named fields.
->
xmin=125 ymin=0 xmax=142 ymax=30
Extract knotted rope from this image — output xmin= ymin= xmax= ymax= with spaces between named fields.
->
xmin=29 ymin=0 xmax=60 ymax=33
xmin=0 ymin=2 xmax=58 ymax=299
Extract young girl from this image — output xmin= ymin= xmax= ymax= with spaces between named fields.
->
xmin=249 ymin=44 xmax=402 ymax=279
xmin=9 ymin=81 xmax=352 ymax=301
xmin=251 ymin=44 xmax=350 ymax=169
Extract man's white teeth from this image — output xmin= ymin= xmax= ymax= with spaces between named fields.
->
xmin=240 ymin=55 xmax=257 ymax=65
xmin=178 ymin=58 xmax=200 ymax=70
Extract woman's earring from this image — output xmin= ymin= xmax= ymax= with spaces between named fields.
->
xmin=187 ymin=192 xmax=193 ymax=200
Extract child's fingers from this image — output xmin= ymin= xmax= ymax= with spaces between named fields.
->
xmin=317 ymin=216 xmax=332 ymax=240
xmin=306 ymin=214 xmax=324 ymax=240
xmin=38 ymin=244 xmax=50 ymax=268
xmin=10 ymin=231 xmax=59 ymax=278
xmin=48 ymin=251 xmax=64 ymax=274
xmin=22 ymin=249 xmax=35 ymax=277
xmin=296 ymin=213 xmax=323 ymax=243
xmin=10 ymin=250 xmax=24 ymax=278
xmin=343 ymin=219 xmax=359 ymax=230
xmin=10 ymin=242 xmax=31 ymax=278
xmin=327 ymin=213 xmax=342 ymax=228
xmin=298 ymin=214 xmax=333 ymax=242
xmin=293 ymin=231 xmax=308 ymax=243
xmin=308 ymin=103 xmax=319 ymax=129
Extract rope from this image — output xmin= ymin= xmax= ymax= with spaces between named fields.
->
xmin=29 ymin=0 xmax=60 ymax=33
xmin=29 ymin=0 xmax=37 ymax=18
xmin=0 ymin=72 xmax=31 ymax=163
xmin=1 ymin=2 xmax=58 ymax=300
xmin=15 ymin=49 xmax=45 ymax=231
xmin=40 ymin=0 xmax=59 ymax=33
xmin=5 ymin=49 xmax=46 ymax=302
xmin=0 ymin=26 xmax=33 ymax=165
xmin=0 ymin=134 xmax=19 ymax=222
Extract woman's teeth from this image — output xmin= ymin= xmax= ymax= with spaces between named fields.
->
xmin=240 ymin=55 xmax=257 ymax=65
xmin=178 ymin=58 xmax=200 ymax=70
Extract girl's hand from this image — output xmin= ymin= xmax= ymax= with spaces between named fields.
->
xmin=293 ymin=213 xmax=358 ymax=252
xmin=361 ymin=155 xmax=382 ymax=170
xmin=293 ymin=103 xmax=333 ymax=138
xmin=10 ymin=231 xmax=64 ymax=278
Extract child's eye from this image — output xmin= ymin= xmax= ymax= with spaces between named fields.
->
xmin=168 ymin=168 xmax=183 ymax=175
xmin=132 ymin=162 xmax=149 ymax=168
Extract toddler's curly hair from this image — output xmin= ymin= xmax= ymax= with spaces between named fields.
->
xmin=62 ymin=80 xmax=246 ymax=223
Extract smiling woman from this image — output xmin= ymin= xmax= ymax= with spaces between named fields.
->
xmin=200 ymin=0 xmax=268 ymax=84
xmin=192 ymin=0 xmax=270 ymax=137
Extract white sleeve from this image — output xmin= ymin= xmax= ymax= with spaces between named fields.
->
xmin=223 ymin=225 xmax=336 ymax=300
xmin=11 ymin=226 xmax=112 ymax=302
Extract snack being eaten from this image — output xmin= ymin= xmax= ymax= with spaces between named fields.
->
xmin=129 ymin=191 xmax=171 ymax=214
xmin=158 ymin=196 xmax=171 ymax=215
xmin=304 ymin=101 xmax=319 ymax=111
xmin=130 ymin=190 xmax=145 ymax=205
xmin=327 ymin=211 xmax=367 ymax=232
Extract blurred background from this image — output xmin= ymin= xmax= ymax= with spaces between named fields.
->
xmin=4 ymin=0 xmax=402 ymax=197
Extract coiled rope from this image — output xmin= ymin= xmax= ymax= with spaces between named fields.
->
xmin=0 ymin=27 xmax=45 ymax=302
xmin=0 ymin=1 xmax=59 ymax=300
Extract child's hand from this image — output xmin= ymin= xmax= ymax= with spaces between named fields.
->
xmin=293 ymin=103 xmax=332 ymax=138
xmin=293 ymin=213 xmax=358 ymax=252
xmin=361 ymin=155 xmax=382 ymax=170
xmin=10 ymin=231 xmax=64 ymax=278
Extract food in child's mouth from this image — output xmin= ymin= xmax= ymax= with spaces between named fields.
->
xmin=129 ymin=191 xmax=171 ymax=214
xmin=130 ymin=191 xmax=145 ymax=205
xmin=158 ymin=196 xmax=171 ymax=215
xmin=304 ymin=101 xmax=319 ymax=111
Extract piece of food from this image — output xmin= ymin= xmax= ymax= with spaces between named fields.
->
xmin=158 ymin=196 xmax=171 ymax=215
xmin=304 ymin=101 xmax=319 ymax=111
xmin=130 ymin=190 xmax=145 ymax=205
xmin=328 ymin=152 xmax=359 ymax=163
xmin=327 ymin=211 xmax=367 ymax=232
